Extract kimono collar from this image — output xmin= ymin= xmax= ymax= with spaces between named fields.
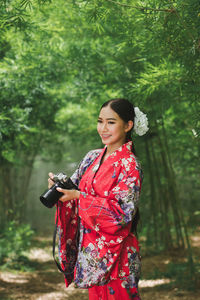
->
xmin=91 ymin=141 xmax=134 ymax=174
xmin=104 ymin=140 xmax=133 ymax=158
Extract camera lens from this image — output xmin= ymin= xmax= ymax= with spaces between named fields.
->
xmin=40 ymin=182 xmax=64 ymax=208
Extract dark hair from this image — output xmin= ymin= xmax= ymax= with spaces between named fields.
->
xmin=101 ymin=98 xmax=140 ymax=235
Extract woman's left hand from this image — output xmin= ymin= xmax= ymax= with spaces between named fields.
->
xmin=56 ymin=187 xmax=80 ymax=202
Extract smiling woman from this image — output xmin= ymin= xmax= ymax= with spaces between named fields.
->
xmin=48 ymin=98 xmax=149 ymax=300
xmin=97 ymin=105 xmax=134 ymax=160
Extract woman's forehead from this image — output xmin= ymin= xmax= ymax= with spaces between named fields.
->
xmin=99 ymin=106 xmax=119 ymax=119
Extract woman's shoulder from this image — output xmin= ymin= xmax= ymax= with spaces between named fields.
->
xmin=121 ymin=151 xmax=143 ymax=177
xmin=85 ymin=148 xmax=102 ymax=156
xmin=78 ymin=148 xmax=102 ymax=168
xmin=82 ymin=148 xmax=102 ymax=164
xmin=70 ymin=148 xmax=103 ymax=185
xmin=131 ymin=153 xmax=142 ymax=170
xmin=76 ymin=148 xmax=102 ymax=177
xmin=130 ymin=153 xmax=143 ymax=181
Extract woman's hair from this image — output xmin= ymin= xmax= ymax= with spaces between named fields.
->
xmin=100 ymin=98 xmax=140 ymax=236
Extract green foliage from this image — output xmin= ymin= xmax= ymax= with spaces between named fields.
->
xmin=0 ymin=221 xmax=34 ymax=270
xmin=0 ymin=0 xmax=51 ymax=31
xmin=0 ymin=0 xmax=199 ymax=268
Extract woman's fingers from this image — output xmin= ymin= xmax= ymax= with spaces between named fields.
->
xmin=48 ymin=172 xmax=54 ymax=179
xmin=57 ymin=188 xmax=70 ymax=202
xmin=56 ymin=187 xmax=65 ymax=193
xmin=56 ymin=188 xmax=79 ymax=202
xmin=59 ymin=195 xmax=69 ymax=202
xmin=48 ymin=172 xmax=55 ymax=188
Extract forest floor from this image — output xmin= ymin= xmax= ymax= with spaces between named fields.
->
xmin=0 ymin=230 xmax=200 ymax=300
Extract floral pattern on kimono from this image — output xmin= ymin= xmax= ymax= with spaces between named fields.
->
xmin=56 ymin=141 xmax=143 ymax=289
xmin=55 ymin=149 xmax=102 ymax=285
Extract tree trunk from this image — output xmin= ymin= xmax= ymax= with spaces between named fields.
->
xmin=157 ymin=131 xmax=185 ymax=248
xmin=0 ymin=152 xmax=36 ymax=226
xmin=161 ymin=120 xmax=195 ymax=276
xmin=1 ymin=162 xmax=15 ymax=223
xmin=145 ymin=138 xmax=158 ymax=249
xmin=11 ymin=153 xmax=36 ymax=222
xmin=151 ymin=138 xmax=170 ymax=249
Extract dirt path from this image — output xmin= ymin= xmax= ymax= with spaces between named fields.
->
xmin=0 ymin=235 xmax=199 ymax=300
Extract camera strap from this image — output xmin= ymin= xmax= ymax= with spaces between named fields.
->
xmin=52 ymin=206 xmax=65 ymax=274
xmin=52 ymin=204 xmax=79 ymax=276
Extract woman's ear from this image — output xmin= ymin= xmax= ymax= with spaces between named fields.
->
xmin=125 ymin=120 xmax=134 ymax=132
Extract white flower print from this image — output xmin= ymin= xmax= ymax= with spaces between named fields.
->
xmin=94 ymin=224 xmax=100 ymax=231
xmin=113 ymin=186 xmax=120 ymax=192
xmin=66 ymin=201 xmax=73 ymax=208
xmin=88 ymin=243 xmax=95 ymax=251
xmin=121 ymin=158 xmax=128 ymax=167
xmin=119 ymin=271 xmax=126 ymax=277
xmin=121 ymin=280 xmax=128 ymax=288
xmin=113 ymin=161 xmax=119 ymax=167
xmin=117 ymin=237 xmax=123 ymax=243
xmin=127 ymin=143 xmax=131 ymax=151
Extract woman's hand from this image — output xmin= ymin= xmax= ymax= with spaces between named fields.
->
xmin=48 ymin=172 xmax=55 ymax=188
xmin=56 ymin=188 xmax=80 ymax=202
xmin=48 ymin=172 xmax=80 ymax=202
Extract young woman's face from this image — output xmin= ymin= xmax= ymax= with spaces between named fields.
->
xmin=97 ymin=105 xmax=132 ymax=149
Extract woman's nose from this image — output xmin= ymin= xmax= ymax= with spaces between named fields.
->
xmin=102 ymin=123 xmax=108 ymax=131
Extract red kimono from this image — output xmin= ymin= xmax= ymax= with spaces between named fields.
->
xmin=56 ymin=141 xmax=142 ymax=299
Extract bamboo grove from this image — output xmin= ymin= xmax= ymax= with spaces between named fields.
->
xmin=0 ymin=0 xmax=199 ymax=274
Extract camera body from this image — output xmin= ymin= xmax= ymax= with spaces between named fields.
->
xmin=40 ymin=173 xmax=78 ymax=208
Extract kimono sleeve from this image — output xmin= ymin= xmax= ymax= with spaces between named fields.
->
xmin=55 ymin=149 xmax=101 ymax=286
xmin=55 ymin=200 xmax=78 ymax=286
xmin=56 ymin=148 xmax=101 ymax=232
xmin=78 ymin=166 xmax=142 ymax=235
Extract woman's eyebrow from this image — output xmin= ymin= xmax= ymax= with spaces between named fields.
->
xmin=98 ymin=117 xmax=117 ymax=120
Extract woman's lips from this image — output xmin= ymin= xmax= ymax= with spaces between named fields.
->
xmin=101 ymin=134 xmax=111 ymax=139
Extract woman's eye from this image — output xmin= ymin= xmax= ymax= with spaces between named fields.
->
xmin=97 ymin=120 xmax=102 ymax=123
xmin=108 ymin=121 xmax=115 ymax=124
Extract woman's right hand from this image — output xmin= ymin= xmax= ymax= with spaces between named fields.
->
xmin=48 ymin=172 xmax=55 ymax=188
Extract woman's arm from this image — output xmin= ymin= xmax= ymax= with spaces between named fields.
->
xmin=48 ymin=149 xmax=101 ymax=202
xmin=70 ymin=149 xmax=101 ymax=187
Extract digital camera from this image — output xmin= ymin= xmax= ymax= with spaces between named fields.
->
xmin=40 ymin=173 xmax=78 ymax=208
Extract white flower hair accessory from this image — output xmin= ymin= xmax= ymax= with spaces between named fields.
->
xmin=134 ymin=107 xmax=149 ymax=136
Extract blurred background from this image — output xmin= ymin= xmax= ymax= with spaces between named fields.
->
xmin=0 ymin=0 xmax=200 ymax=299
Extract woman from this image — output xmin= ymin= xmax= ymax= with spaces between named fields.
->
xmin=48 ymin=98 xmax=149 ymax=300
